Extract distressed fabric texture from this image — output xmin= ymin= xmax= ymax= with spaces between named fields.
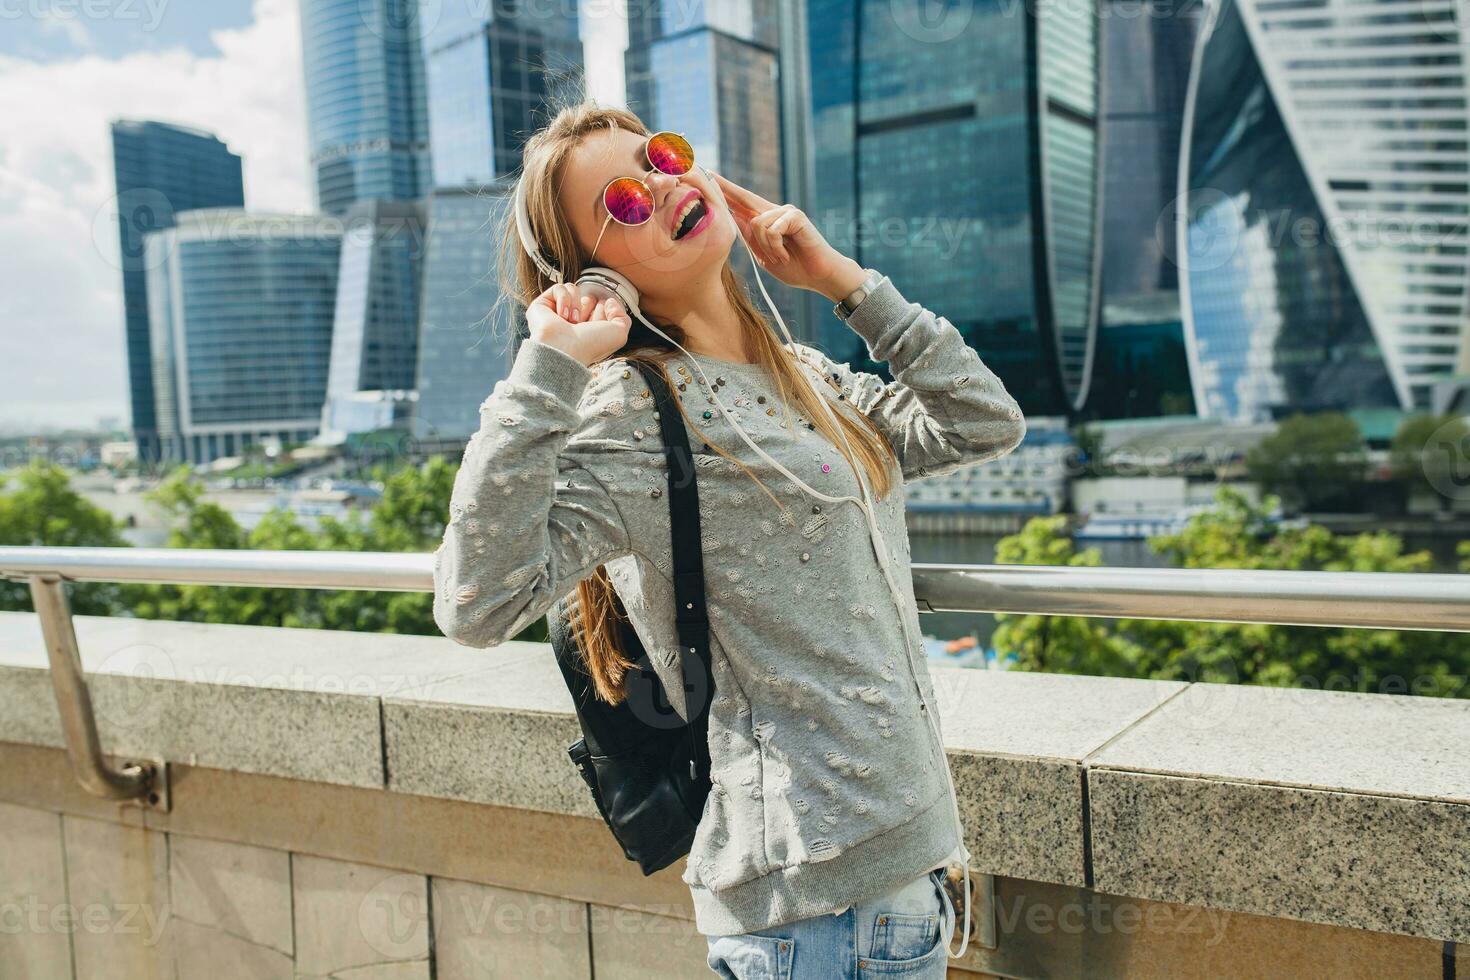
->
xmin=706 ymin=867 xmax=955 ymax=979
xmin=432 ymin=275 xmax=1026 ymax=936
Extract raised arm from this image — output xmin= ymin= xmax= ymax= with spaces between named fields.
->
xmin=432 ymin=338 xmax=633 ymax=649
xmin=792 ymin=274 xmax=1027 ymax=481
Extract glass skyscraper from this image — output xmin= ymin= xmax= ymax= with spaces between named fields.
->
xmin=420 ymin=4 xmax=582 ymax=188
xmin=1084 ymin=0 xmax=1202 ymax=420
xmin=801 ymin=0 xmax=1101 ymax=418
xmin=1178 ymin=0 xmax=1468 ymax=420
xmin=413 ymin=2 xmax=583 ymax=442
xmin=145 ymin=210 xmax=342 ymax=465
xmin=320 ymin=199 xmax=428 ymax=439
xmin=414 ymin=188 xmax=518 ymax=443
xmin=109 ymin=120 xmax=244 ymax=463
xmin=298 ymin=0 xmax=432 ymax=215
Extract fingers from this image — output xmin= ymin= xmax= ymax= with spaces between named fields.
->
xmin=536 ymin=283 xmax=618 ymax=324
xmin=750 ymin=204 xmax=799 ymax=263
xmin=540 ymin=283 xmax=577 ymax=321
xmin=711 ymin=171 xmax=776 ymax=218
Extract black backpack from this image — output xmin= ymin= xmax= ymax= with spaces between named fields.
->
xmin=546 ymin=358 xmax=715 ymax=876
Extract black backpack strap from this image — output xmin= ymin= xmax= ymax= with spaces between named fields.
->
xmin=632 ymin=358 xmax=714 ymax=782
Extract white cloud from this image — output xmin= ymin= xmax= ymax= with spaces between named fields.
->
xmin=35 ymin=8 xmax=96 ymax=51
xmin=0 ymin=0 xmax=311 ymax=433
xmin=579 ymin=0 xmax=628 ymax=106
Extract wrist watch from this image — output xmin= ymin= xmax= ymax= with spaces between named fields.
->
xmin=833 ymin=268 xmax=885 ymax=321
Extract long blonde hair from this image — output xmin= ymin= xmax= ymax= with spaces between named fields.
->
xmin=498 ymin=99 xmax=897 ymax=705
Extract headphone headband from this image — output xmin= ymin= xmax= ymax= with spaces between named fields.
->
xmin=513 ymin=170 xmax=564 ymax=284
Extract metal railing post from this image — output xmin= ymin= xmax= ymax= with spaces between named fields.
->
xmin=26 ymin=574 xmax=166 ymax=810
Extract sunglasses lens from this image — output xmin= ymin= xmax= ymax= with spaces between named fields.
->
xmin=647 ymin=132 xmax=694 ymax=176
xmin=604 ymin=177 xmax=654 ymax=225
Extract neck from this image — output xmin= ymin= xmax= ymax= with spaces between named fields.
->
xmin=638 ymin=266 xmax=753 ymax=364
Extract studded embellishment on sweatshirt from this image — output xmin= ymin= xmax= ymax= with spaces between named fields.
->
xmin=434 ymin=279 xmax=1027 ymax=930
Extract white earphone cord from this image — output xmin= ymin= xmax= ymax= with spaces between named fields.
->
xmin=618 ymin=191 xmax=974 ymax=958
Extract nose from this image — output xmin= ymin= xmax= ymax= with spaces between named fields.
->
xmin=645 ymin=170 xmax=681 ymax=203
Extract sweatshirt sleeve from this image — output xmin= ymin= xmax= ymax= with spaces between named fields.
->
xmin=432 ymin=337 xmax=634 ymax=649
xmin=795 ymin=274 xmax=1027 ymax=481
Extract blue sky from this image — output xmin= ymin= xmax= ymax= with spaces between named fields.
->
xmin=0 ymin=1 xmax=256 ymax=61
xmin=0 ymin=1 xmax=625 ymax=433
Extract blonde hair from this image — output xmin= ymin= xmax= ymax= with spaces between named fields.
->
xmin=497 ymin=98 xmax=898 ymax=705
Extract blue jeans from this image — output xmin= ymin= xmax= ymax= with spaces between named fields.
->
xmin=705 ymin=868 xmax=955 ymax=978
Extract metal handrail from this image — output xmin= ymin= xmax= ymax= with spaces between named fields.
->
xmin=2 ymin=545 xmax=1468 ymax=631
xmin=3 ymin=544 xmax=1469 ymax=811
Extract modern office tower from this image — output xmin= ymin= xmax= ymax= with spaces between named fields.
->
xmin=413 ymin=4 xmax=583 ymax=442
xmin=413 ymin=188 xmax=518 ymax=443
xmin=298 ymin=0 xmax=432 ymax=215
xmin=624 ymin=0 xmax=807 ymax=335
xmin=1178 ymin=0 xmax=1469 ymax=420
xmin=1085 ymin=0 xmax=1203 ymax=420
xmin=145 ymin=210 xmax=342 ymax=465
xmin=319 ymin=199 xmax=428 ymax=439
xmin=109 ymin=120 xmax=245 ymax=463
xmin=801 ymin=0 xmax=1102 ymax=418
xmin=420 ymin=5 xmax=583 ymax=189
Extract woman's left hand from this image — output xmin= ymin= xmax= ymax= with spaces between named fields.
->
xmin=710 ymin=171 xmax=869 ymax=303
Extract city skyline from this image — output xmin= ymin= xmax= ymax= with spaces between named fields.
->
xmin=0 ymin=0 xmax=624 ymax=432
xmin=3 ymin=0 xmax=1465 ymax=434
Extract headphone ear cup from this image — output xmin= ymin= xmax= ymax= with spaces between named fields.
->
xmin=575 ymin=266 xmax=641 ymax=315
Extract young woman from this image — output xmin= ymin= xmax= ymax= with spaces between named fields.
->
xmin=431 ymin=101 xmax=1026 ymax=978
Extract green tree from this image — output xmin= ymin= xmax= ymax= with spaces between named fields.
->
xmin=1071 ymin=424 xmax=1105 ymax=478
xmin=1245 ymin=412 xmax=1366 ymax=512
xmin=993 ymin=487 xmax=1470 ymax=697
xmin=1390 ymin=413 xmax=1470 ymax=512
xmin=990 ymin=516 xmax=1141 ymax=676
xmin=1 ymin=458 xmax=473 ymax=638
xmin=0 ymin=462 xmax=130 ymax=615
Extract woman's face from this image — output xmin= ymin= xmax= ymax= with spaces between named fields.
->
xmin=556 ymin=126 xmax=738 ymax=300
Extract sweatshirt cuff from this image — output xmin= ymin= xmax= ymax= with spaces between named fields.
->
xmin=506 ymin=337 xmax=594 ymax=406
xmin=841 ymin=276 xmax=911 ymax=354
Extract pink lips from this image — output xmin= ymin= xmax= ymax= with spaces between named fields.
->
xmin=681 ymin=201 xmax=714 ymax=242
xmin=669 ymin=189 xmax=712 ymax=242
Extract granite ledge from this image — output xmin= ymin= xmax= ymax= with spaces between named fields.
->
xmin=0 ymin=613 xmax=1464 ymax=942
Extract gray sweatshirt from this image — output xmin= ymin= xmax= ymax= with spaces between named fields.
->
xmin=431 ymin=273 xmax=1027 ymax=938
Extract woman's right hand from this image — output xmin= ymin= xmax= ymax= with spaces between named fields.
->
xmin=526 ymin=283 xmax=633 ymax=367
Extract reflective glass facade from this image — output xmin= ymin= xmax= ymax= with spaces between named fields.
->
xmin=144 ymin=211 xmax=343 ymax=465
xmin=413 ymin=3 xmax=583 ymax=442
xmin=805 ymin=0 xmax=1099 ymax=417
xmin=1085 ymin=0 xmax=1202 ymax=419
xmin=413 ymin=189 xmax=517 ymax=441
xmin=1039 ymin=4 xmax=1101 ymax=404
xmin=322 ymin=199 xmax=428 ymax=435
xmin=298 ymin=0 xmax=432 ymax=214
xmin=422 ymin=5 xmax=582 ymax=186
xmin=109 ymin=120 xmax=244 ymax=462
xmin=1241 ymin=0 xmax=1469 ymax=412
xmin=1180 ymin=0 xmax=1399 ymax=420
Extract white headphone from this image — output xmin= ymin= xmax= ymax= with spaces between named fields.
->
xmin=512 ymin=162 xmax=654 ymax=326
